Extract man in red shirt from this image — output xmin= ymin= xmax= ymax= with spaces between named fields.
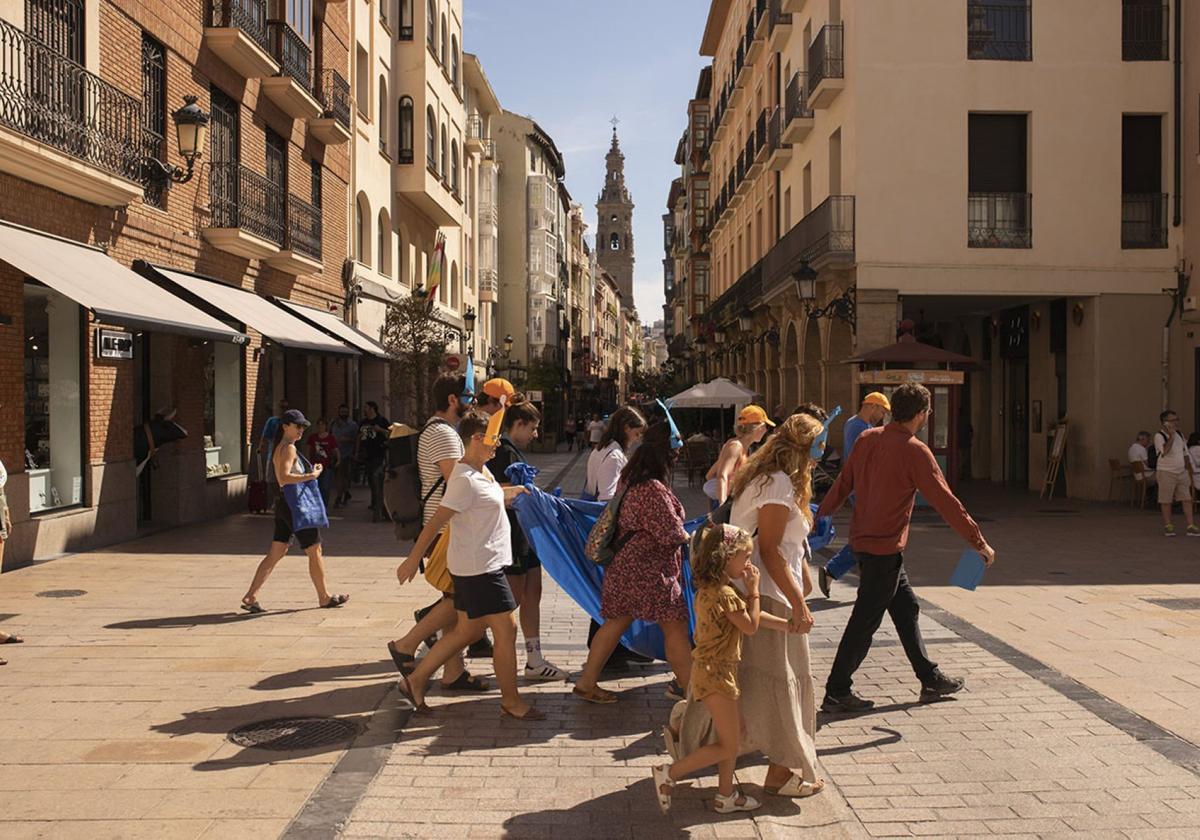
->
xmin=817 ymin=383 xmax=996 ymax=712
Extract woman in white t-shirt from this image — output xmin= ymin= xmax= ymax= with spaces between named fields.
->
xmin=396 ymin=411 xmax=543 ymax=720
xmin=673 ymin=414 xmax=826 ymax=800
xmin=585 ymin=407 xmax=647 ymax=501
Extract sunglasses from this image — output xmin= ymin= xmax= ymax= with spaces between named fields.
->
xmin=459 ymin=393 xmax=475 ymax=405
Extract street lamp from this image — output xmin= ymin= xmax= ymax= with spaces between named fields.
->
xmin=714 ymin=327 xmax=726 ymax=345
xmin=142 ymin=94 xmax=209 ymax=188
xmin=793 ymin=261 xmax=818 ymax=302
xmin=503 ymin=334 xmax=514 ymax=355
xmin=738 ymin=307 xmax=754 ymax=332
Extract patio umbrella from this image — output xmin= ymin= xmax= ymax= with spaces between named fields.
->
xmin=668 ymin=377 xmax=759 ymax=437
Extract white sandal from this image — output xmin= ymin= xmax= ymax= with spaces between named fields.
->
xmin=714 ymin=788 xmax=762 ymax=813
xmin=662 ymin=725 xmax=679 ymax=761
xmin=651 ymin=764 xmax=674 ymax=814
xmin=765 ymin=774 xmax=825 ymax=798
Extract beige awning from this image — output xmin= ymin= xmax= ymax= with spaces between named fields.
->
xmin=273 ymin=298 xmax=391 ymax=359
xmin=0 ymin=221 xmax=247 ymax=343
xmin=149 ymin=266 xmax=358 ymax=355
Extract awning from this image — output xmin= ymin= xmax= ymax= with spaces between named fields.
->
xmin=274 ymin=298 xmax=391 ymax=359
xmin=0 ymin=221 xmax=247 ymax=343
xmin=148 ymin=266 xmax=358 ymax=355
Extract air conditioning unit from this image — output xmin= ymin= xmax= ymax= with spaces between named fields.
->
xmin=1184 ymin=296 xmax=1199 ymax=313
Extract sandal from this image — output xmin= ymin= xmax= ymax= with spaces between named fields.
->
xmin=387 ymin=641 xmax=415 ymax=675
xmin=714 ymin=788 xmax=762 ymax=813
xmin=240 ymin=601 xmax=265 ymax=614
xmin=0 ymin=633 xmax=24 ymax=644
xmin=441 ymin=671 xmax=490 ymax=692
xmin=765 ymin=774 xmax=825 ymax=798
xmin=396 ymin=674 xmax=430 ymax=713
xmin=572 ymin=685 xmax=619 ymax=704
xmin=500 ymin=705 xmax=546 ymax=721
xmin=651 ymin=764 xmax=674 ymax=814
xmin=321 ymin=594 xmax=349 ymax=608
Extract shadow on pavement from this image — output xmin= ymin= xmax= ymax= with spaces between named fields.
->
xmin=251 ymin=659 xmax=395 ymax=690
xmin=816 ymin=699 xmax=948 ymax=732
xmin=817 ymin=726 xmax=902 ymax=756
xmin=104 ymin=609 xmax=305 ymax=629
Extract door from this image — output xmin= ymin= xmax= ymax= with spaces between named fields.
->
xmin=209 ymin=87 xmax=240 ymax=226
xmin=265 ymin=128 xmax=287 ymax=244
xmin=1000 ymin=307 xmax=1030 ymax=487
xmin=25 ymin=0 xmax=86 ymax=151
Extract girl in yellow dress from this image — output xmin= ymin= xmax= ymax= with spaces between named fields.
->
xmin=652 ymin=523 xmax=794 ymax=814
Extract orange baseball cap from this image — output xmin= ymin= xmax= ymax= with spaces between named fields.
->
xmin=862 ymin=392 xmax=891 ymax=411
xmin=482 ymin=378 xmax=515 ymax=400
xmin=736 ymin=405 xmax=775 ymax=427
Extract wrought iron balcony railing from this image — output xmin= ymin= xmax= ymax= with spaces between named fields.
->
xmin=767 ymin=105 xmax=785 ymax=154
xmin=1122 ymin=193 xmax=1168 ymax=248
xmin=0 ymin=18 xmax=140 ymax=181
xmin=1122 ymin=3 xmax=1169 ymax=61
xmin=317 ymin=69 xmax=350 ymax=128
xmin=210 ymin=161 xmax=286 ymax=246
xmin=967 ymin=2 xmax=1032 ymax=61
xmin=786 ymin=71 xmax=814 ymax=123
xmin=968 ymin=192 xmax=1032 ymax=248
xmin=780 ymin=194 xmax=856 ymax=267
xmin=286 ymin=193 xmax=322 ymax=258
xmin=467 ymin=113 xmax=484 ymax=140
xmin=208 ymin=0 xmax=271 ymax=55
xmin=808 ymin=24 xmax=845 ymax=91
xmin=769 ymin=0 xmax=792 ymax=32
xmin=268 ymin=21 xmax=311 ymax=88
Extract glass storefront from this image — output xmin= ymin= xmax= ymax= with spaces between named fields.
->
xmin=203 ymin=341 xmax=244 ymax=477
xmin=23 ymin=284 xmax=83 ymax=513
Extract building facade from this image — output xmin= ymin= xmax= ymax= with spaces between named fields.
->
xmin=682 ymin=0 xmax=1180 ymax=499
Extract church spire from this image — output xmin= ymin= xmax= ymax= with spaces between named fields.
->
xmin=597 ymin=121 xmax=635 ymax=304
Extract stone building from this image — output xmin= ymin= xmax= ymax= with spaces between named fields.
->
xmin=596 ymin=127 xmax=636 ymax=304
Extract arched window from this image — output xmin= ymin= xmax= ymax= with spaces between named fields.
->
xmin=440 ymin=125 xmax=448 ymax=183
xmin=399 ymin=0 xmax=413 ymax=39
xmin=426 ymin=106 xmax=436 ymax=173
xmin=450 ymin=140 xmax=459 ymax=194
xmin=426 ymin=0 xmax=436 ymax=46
xmin=398 ymin=96 xmax=414 ymax=163
xmin=610 ymin=232 xmax=620 ymax=251
xmin=610 ymin=214 xmax=617 ymax=223
xmin=377 ymin=76 xmax=388 ymax=155
xmin=397 ymin=230 xmax=405 ymax=285
xmin=440 ymin=14 xmax=447 ymax=65
xmin=450 ymin=35 xmax=459 ymax=85
xmin=451 ymin=261 xmax=460 ymax=310
xmin=356 ymin=192 xmax=372 ymax=266
xmin=378 ymin=209 xmax=391 ymax=277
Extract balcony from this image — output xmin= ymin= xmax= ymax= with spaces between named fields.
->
xmin=466 ymin=113 xmax=485 ymax=154
xmin=260 ymin=23 xmax=320 ymax=119
xmin=733 ymin=42 xmax=747 ymax=90
xmin=1121 ymin=193 xmax=1168 ymax=249
xmin=745 ymin=2 xmax=766 ymax=65
xmin=309 ymin=69 xmax=350 ymax=144
xmin=782 ymin=0 xmax=807 ymax=11
xmin=205 ymin=0 xmax=279 ymax=80
xmin=808 ymin=24 xmax=845 ymax=108
xmin=0 ymin=18 xmax=141 ymax=206
xmin=1122 ymin=3 xmax=1168 ymax=61
xmin=268 ymin=194 xmax=323 ymax=274
xmin=782 ymin=72 xmax=814 ymax=143
xmin=767 ymin=106 xmax=792 ymax=170
xmin=204 ymin=161 xmax=284 ymax=259
xmin=784 ymin=195 xmax=855 ymax=269
xmin=769 ymin=0 xmax=793 ymax=52
xmin=753 ymin=110 xmax=768 ymax=163
xmin=968 ymin=192 xmax=1032 ymax=249
xmin=394 ymin=157 xmax=461 ymax=228
xmin=967 ymin=2 xmax=1032 ymax=61
xmin=479 ymin=267 xmax=498 ymax=303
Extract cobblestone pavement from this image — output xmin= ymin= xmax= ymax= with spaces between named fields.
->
xmin=1 ymin=449 xmax=1199 ymax=839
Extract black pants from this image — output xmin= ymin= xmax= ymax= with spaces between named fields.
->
xmin=826 ymin=551 xmax=937 ymax=695
xmin=366 ymin=460 xmax=385 ymax=518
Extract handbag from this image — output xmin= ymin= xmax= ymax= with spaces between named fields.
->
xmin=282 ymin=453 xmax=329 ymax=531
xmin=423 ymin=527 xmax=454 ymax=593
xmin=584 ymin=487 xmax=634 ymax=566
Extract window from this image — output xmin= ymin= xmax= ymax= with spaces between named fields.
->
xmin=427 ymin=0 xmax=436 ymax=47
xmin=451 ymin=262 xmax=459 ymax=309
xmin=356 ymin=192 xmax=371 ymax=265
xmin=694 ymin=263 xmax=709 ymax=296
xmin=141 ymin=33 xmax=166 ymax=208
xmin=440 ymin=13 xmax=447 ymax=65
xmin=451 ymin=35 xmax=460 ymax=85
xmin=1122 ymin=115 xmax=1166 ymax=248
xmin=610 ymin=214 xmax=617 ymax=223
xmin=829 ymin=128 xmax=842 ymax=194
xmin=545 ymin=230 xmax=558 ymax=271
xmin=205 ymin=341 xmax=243 ymax=478
xmin=530 ymin=234 xmax=542 ymax=272
xmin=466 ymin=161 xmax=474 ymax=214
xmin=310 ymin=159 xmax=322 ymax=207
xmin=610 ymin=232 xmax=620 ymax=250
xmin=378 ymin=76 xmax=388 ymax=155
xmin=378 ymin=209 xmax=391 ymax=276
xmin=379 ymin=0 xmax=390 ymax=28
xmin=399 ymin=0 xmax=413 ymax=40
xmin=967 ymin=0 xmax=1032 ymax=61
xmin=23 ymin=283 xmax=83 ymax=513
xmin=440 ymin=125 xmax=448 ymax=182
xmin=426 ymin=106 xmax=437 ymax=173
xmin=279 ymin=0 xmax=313 ymax=42
xmin=968 ymin=113 xmax=1031 ymax=248
xmin=450 ymin=140 xmax=459 ymax=193
xmin=355 ymin=45 xmax=369 ymax=116
xmin=397 ymin=231 xmax=406 ymax=285
xmin=1123 ymin=0 xmax=1168 ymax=61
xmin=398 ymin=96 xmax=414 ymax=163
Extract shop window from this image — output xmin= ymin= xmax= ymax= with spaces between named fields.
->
xmin=23 ymin=284 xmax=83 ymax=513
xmin=204 ymin=341 xmax=243 ymax=477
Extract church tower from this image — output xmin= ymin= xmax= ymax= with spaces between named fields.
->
xmin=596 ymin=125 xmax=635 ymax=305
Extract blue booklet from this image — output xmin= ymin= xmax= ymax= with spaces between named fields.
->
xmin=950 ymin=550 xmax=986 ymax=591
xmin=826 ymin=544 xmax=857 ymax=580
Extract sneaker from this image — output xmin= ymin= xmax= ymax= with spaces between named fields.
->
xmin=818 ymin=566 xmax=831 ymax=599
xmin=920 ymin=671 xmax=966 ymax=702
xmin=664 ymin=679 xmax=685 ymax=701
xmin=1165 ymin=523 xmax=1177 ymax=537
xmin=524 ymin=661 xmax=568 ymax=681
xmin=821 ymin=691 xmax=875 ymax=713
xmin=467 ymin=636 xmax=494 ymax=658
xmin=1187 ymin=526 xmax=1200 ymax=538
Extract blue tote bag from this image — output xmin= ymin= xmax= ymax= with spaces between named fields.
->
xmin=282 ymin=453 xmax=329 ymax=531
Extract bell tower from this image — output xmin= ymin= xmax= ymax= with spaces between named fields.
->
xmin=596 ymin=122 xmax=635 ymax=305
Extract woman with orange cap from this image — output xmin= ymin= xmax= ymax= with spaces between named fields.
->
xmin=703 ymin=405 xmax=775 ymax=505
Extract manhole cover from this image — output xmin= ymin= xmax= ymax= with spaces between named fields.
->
xmin=36 ymin=589 xmax=86 ymax=598
xmin=1143 ymin=598 xmax=1200 ymax=612
xmin=228 ymin=717 xmax=362 ymax=751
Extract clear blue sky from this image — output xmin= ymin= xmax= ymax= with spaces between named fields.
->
xmin=464 ymin=0 xmax=709 ymax=325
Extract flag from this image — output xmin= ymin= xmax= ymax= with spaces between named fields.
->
xmin=425 ymin=232 xmax=445 ymax=309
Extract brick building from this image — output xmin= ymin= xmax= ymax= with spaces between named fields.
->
xmin=0 ymin=0 xmax=379 ymax=566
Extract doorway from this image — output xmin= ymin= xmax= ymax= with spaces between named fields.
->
xmin=1000 ymin=306 xmax=1030 ymax=488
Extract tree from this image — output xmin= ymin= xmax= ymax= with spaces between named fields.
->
xmin=381 ymin=295 xmax=446 ymax=422
xmin=630 ymin=340 xmax=643 ymax=378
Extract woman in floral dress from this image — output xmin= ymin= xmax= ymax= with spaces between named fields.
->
xmin=573 ymin=422 xmax=692 ymax=704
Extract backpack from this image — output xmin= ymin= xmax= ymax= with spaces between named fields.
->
xmin=386 ymin=419 xmax=450 ymax=542
xmin=584 ymin=486 xmax=635 ymax=566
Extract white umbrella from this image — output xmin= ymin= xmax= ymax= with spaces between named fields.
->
xmin=668 ymin=377 xmax=758 ymax=409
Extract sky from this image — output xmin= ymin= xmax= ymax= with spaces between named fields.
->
xmin=464 ymin=0 xmax=710 ymax=326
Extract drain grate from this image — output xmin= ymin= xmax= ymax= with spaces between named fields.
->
xmin=36 ymin=589 xmax=86 ymax=598
xmin=1143 ymin=597 xmax=1200 ymax=612
xmin=228 ymin=717 xmax=362 ymax=751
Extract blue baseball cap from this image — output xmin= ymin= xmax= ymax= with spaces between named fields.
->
xmin=281 ymin=409 xmax=310 ymax=427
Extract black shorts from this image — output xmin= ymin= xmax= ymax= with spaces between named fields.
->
xmin=451 ymin=570 xmax=517 ymax=619
xmin=272 ymin=498 xmax=321 ymax=549
xmin=504 ymin=552 xmax=542 ymax=576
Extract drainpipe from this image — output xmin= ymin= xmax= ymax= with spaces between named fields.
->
xmin=1173 ymin=0 xmax=1182 ymax=226
xmin=774 ymin=51 xmax=782 ymax=242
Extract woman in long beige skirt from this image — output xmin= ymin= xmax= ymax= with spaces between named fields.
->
xmin=671 ymin=415 xmax=826 ymax=797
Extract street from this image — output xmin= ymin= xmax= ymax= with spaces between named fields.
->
xmin=1 ymin=449 xmax=1199 ymax=839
